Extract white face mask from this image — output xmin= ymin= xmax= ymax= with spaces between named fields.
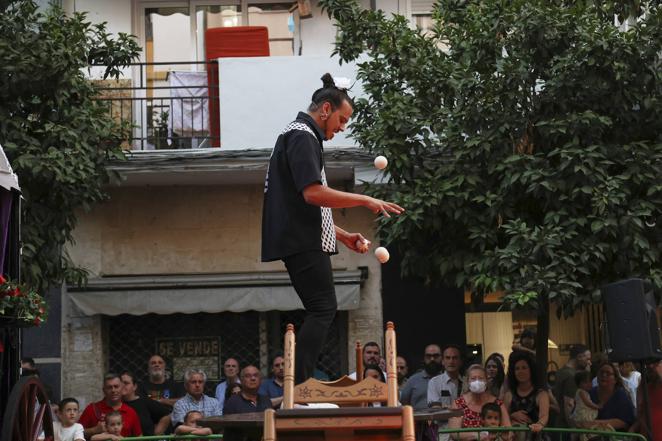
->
xmin=469 ymin=379 xmax=487 ymax=394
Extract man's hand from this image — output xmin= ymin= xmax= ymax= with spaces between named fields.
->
xmin=364 ymin=196 xmax=404 ymax=218
xmin=335 ymin=227 xmax=370 ymax=254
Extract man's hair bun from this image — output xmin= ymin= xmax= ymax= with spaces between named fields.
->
xmin=321 ymin=73 xmax=336 ymax=89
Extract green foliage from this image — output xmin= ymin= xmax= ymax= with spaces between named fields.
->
xmin=0 ymin=1 xmax=140 ymax=292
xmin=320 ymin=0 xmax=662 ymax=316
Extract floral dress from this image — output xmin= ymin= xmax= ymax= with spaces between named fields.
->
xmin=456 ymin=395 xmax=504 ymax=427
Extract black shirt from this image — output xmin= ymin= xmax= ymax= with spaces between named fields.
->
xmin=223 ymin=392 xmax=272 ymax=414
xmin=261 ymin=112 xmax=337 ymax=262
xmin=124 ymin=396 xmax=171 ymax=436
xmin=137 ymin=379 xmax=184 ymax=401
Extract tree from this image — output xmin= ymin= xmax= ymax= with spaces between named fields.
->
xmin=0 ymin=1 xmax=140 ymax=294
xmin=319 ymin=0 xmax=662 ymax=374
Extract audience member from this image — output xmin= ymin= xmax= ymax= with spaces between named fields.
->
xmin=449 ymin=364 xmax=511 ymax=439
xmin=364 ymin=363 xmax=387 ymax=407
xmin=503 ymin=351 xmax=549 ymax=437
xmin=551 ymin=344 xmax=591 ymax=428
xmin=21 ymin=357 xmax=39 ymax=376
xmin=401 ymin=344 xmax=444 ymax=410
xmin=582 ymin=362 xmax=635 ymax=431
xmin=485 ymin=353 xmax=506 ymax=399
xmin=53 ymin=397 xmax=84 ymax=441
xmin=349 ymin=342 xmax=382 ymax=380
xmin=138 ymin=355 xmax=184 ymax=406
xmin=364 ymin=363 xmax=386 ymax=383
xmin=480 ymin=402 xmax=503 ymax=441
xmin=223 ymin=366 xmax=271 ymax=441
xmin=619 ymin=361 xmax=641 ymax=409
xmin=397 ymin=356 xmax=409 ymax=388
xmin=258 ymin=354 xmax=285 ymax=409
xmin=428 ymin=344 xmax=464 ymax=407
xmin=570 ymin=371 xmax=600 ymax=428
xmin=224 ymin=365 xmax=272 ymax=414
xmin=90 ymin=410 xmax=123 ymax=441
xmin=174 ymin=410 xmax=213 ymax=438
xmin=215 ymin=357 xmax=241 ymax=412
xmin=633 ymin=359 xmax=662 ymax=441
xmin=172 ymin=368 xmax=222 ymax=426
xmin=120 ymin=370 xmax=171 ymax=435
xmin=512 ymin=329 xmax=536 ymax=356
xmin=79 ymin=373 xmax=142 ymax=438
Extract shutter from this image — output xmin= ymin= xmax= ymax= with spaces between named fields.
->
xmin=411 ymin=0 xmax=435 ymax=15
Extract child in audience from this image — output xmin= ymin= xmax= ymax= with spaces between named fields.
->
xmin=53 ymin=398 xmax=85 ymax=441
xmin=571 ymin=370 xmax=601 ymax=424
xmin=90 ymin=411 xmax=123 ymax=441
xmin=174 ymin=410 xmax=213 ymax=437
xmin=480 ymin=402 xmax=502 ymax=441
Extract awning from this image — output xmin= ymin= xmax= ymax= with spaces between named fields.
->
xmin=68 ymin=270 xmax=365 ymax=316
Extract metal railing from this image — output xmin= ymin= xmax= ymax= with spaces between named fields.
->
xmin=110 ymin=425 xmax=648 ymax=441
xmin=93 ymin=61 xmax=219 ymax=151
xmin=438 ymin=426 xmax=646 ymax=441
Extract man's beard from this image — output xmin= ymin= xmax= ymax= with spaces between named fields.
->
xmin=149 ymin=367 xmax=166 ymax=380
xmin=424 ymin=361 xmax=442 ymax=376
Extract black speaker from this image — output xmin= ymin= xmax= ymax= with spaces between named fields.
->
xmin=602 ymin=278 xmax=662 ymax=362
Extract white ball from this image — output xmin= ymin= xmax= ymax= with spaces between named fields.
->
xmin=374 ymin=246 xmax=390 ymax=263
xmin=374 ymin=155 xmax=388 ymax=170
xmin=355 ymin=239 xmax=370 ymax=253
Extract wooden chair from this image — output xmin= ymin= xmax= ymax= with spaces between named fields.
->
xmin=264 ymin=321 xmax=415 ymax=441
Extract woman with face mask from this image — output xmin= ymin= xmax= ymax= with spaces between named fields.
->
xmin=449 ymin=364 xmax=512 ymax=439
xmin=503 ymin=351 xmax=550 ymax=440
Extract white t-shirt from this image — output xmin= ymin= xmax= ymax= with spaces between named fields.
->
xmin=53 ymin=422 xmax=85 ymax=441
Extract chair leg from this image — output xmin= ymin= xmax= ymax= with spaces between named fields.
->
xmin=264 ymin=409 xmax=276 ymax=441
xmin=402 ymin=405 xmax=415 ymax=441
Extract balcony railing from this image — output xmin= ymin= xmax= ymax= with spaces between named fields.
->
xmin=93 ymin=61 xmax=219 ymax=151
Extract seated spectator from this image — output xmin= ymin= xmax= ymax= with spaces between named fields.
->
xmin=138 ymin=354 xmax=184 ymax=407
xmin=90 ymin=411 xmax=123 ymax=441
xmin=223 ymin=366 xmax=271 ymax=441
xmin=79 ymin=373 xmax=142 ymax=439
xmin=364 ymin=363 xmax=387 ymax=407
xmin=571 ymin=370 xmax=600 ymax=427
xmin=258 ymin=354 xmax=285 ymax=409
xmin=581 ymin=362 xmax=635 ymax=431
xmin=503 ymin=351 xmax=549 ymax=438
xmin=215 ymin=357 xmax=241 ymax=413
xmin=120 ymin=370 xmax=171 ymax=435
xmin=449 ymin=364 xmax=511 ymax=440
xmin=224 ymin=365 xmax=272 ymax=414
xmin=480 ymin=402 xmax=503 ymax=441
xmin=53 ymin=398 xmax=85 ymax=441
xmin=174 ymin=410 xmax=213 ymax=437
xmin=349 ymin=342 xmax=383 ymax=380
xmin=172 ymin=368 xmax=222 ymax=426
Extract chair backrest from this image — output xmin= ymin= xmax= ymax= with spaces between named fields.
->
xmin=282 ymin=321 xmax=399 ymax=409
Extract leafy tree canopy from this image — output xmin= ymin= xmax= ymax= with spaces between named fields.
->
xmin=0 ymin=1 xmax=140 ymax=293
xmin=319 ymin=0 xmax=662 ymax=317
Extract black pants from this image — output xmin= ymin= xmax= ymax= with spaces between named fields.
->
xmin=283 ymin=250 xmax=338 ymax=384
